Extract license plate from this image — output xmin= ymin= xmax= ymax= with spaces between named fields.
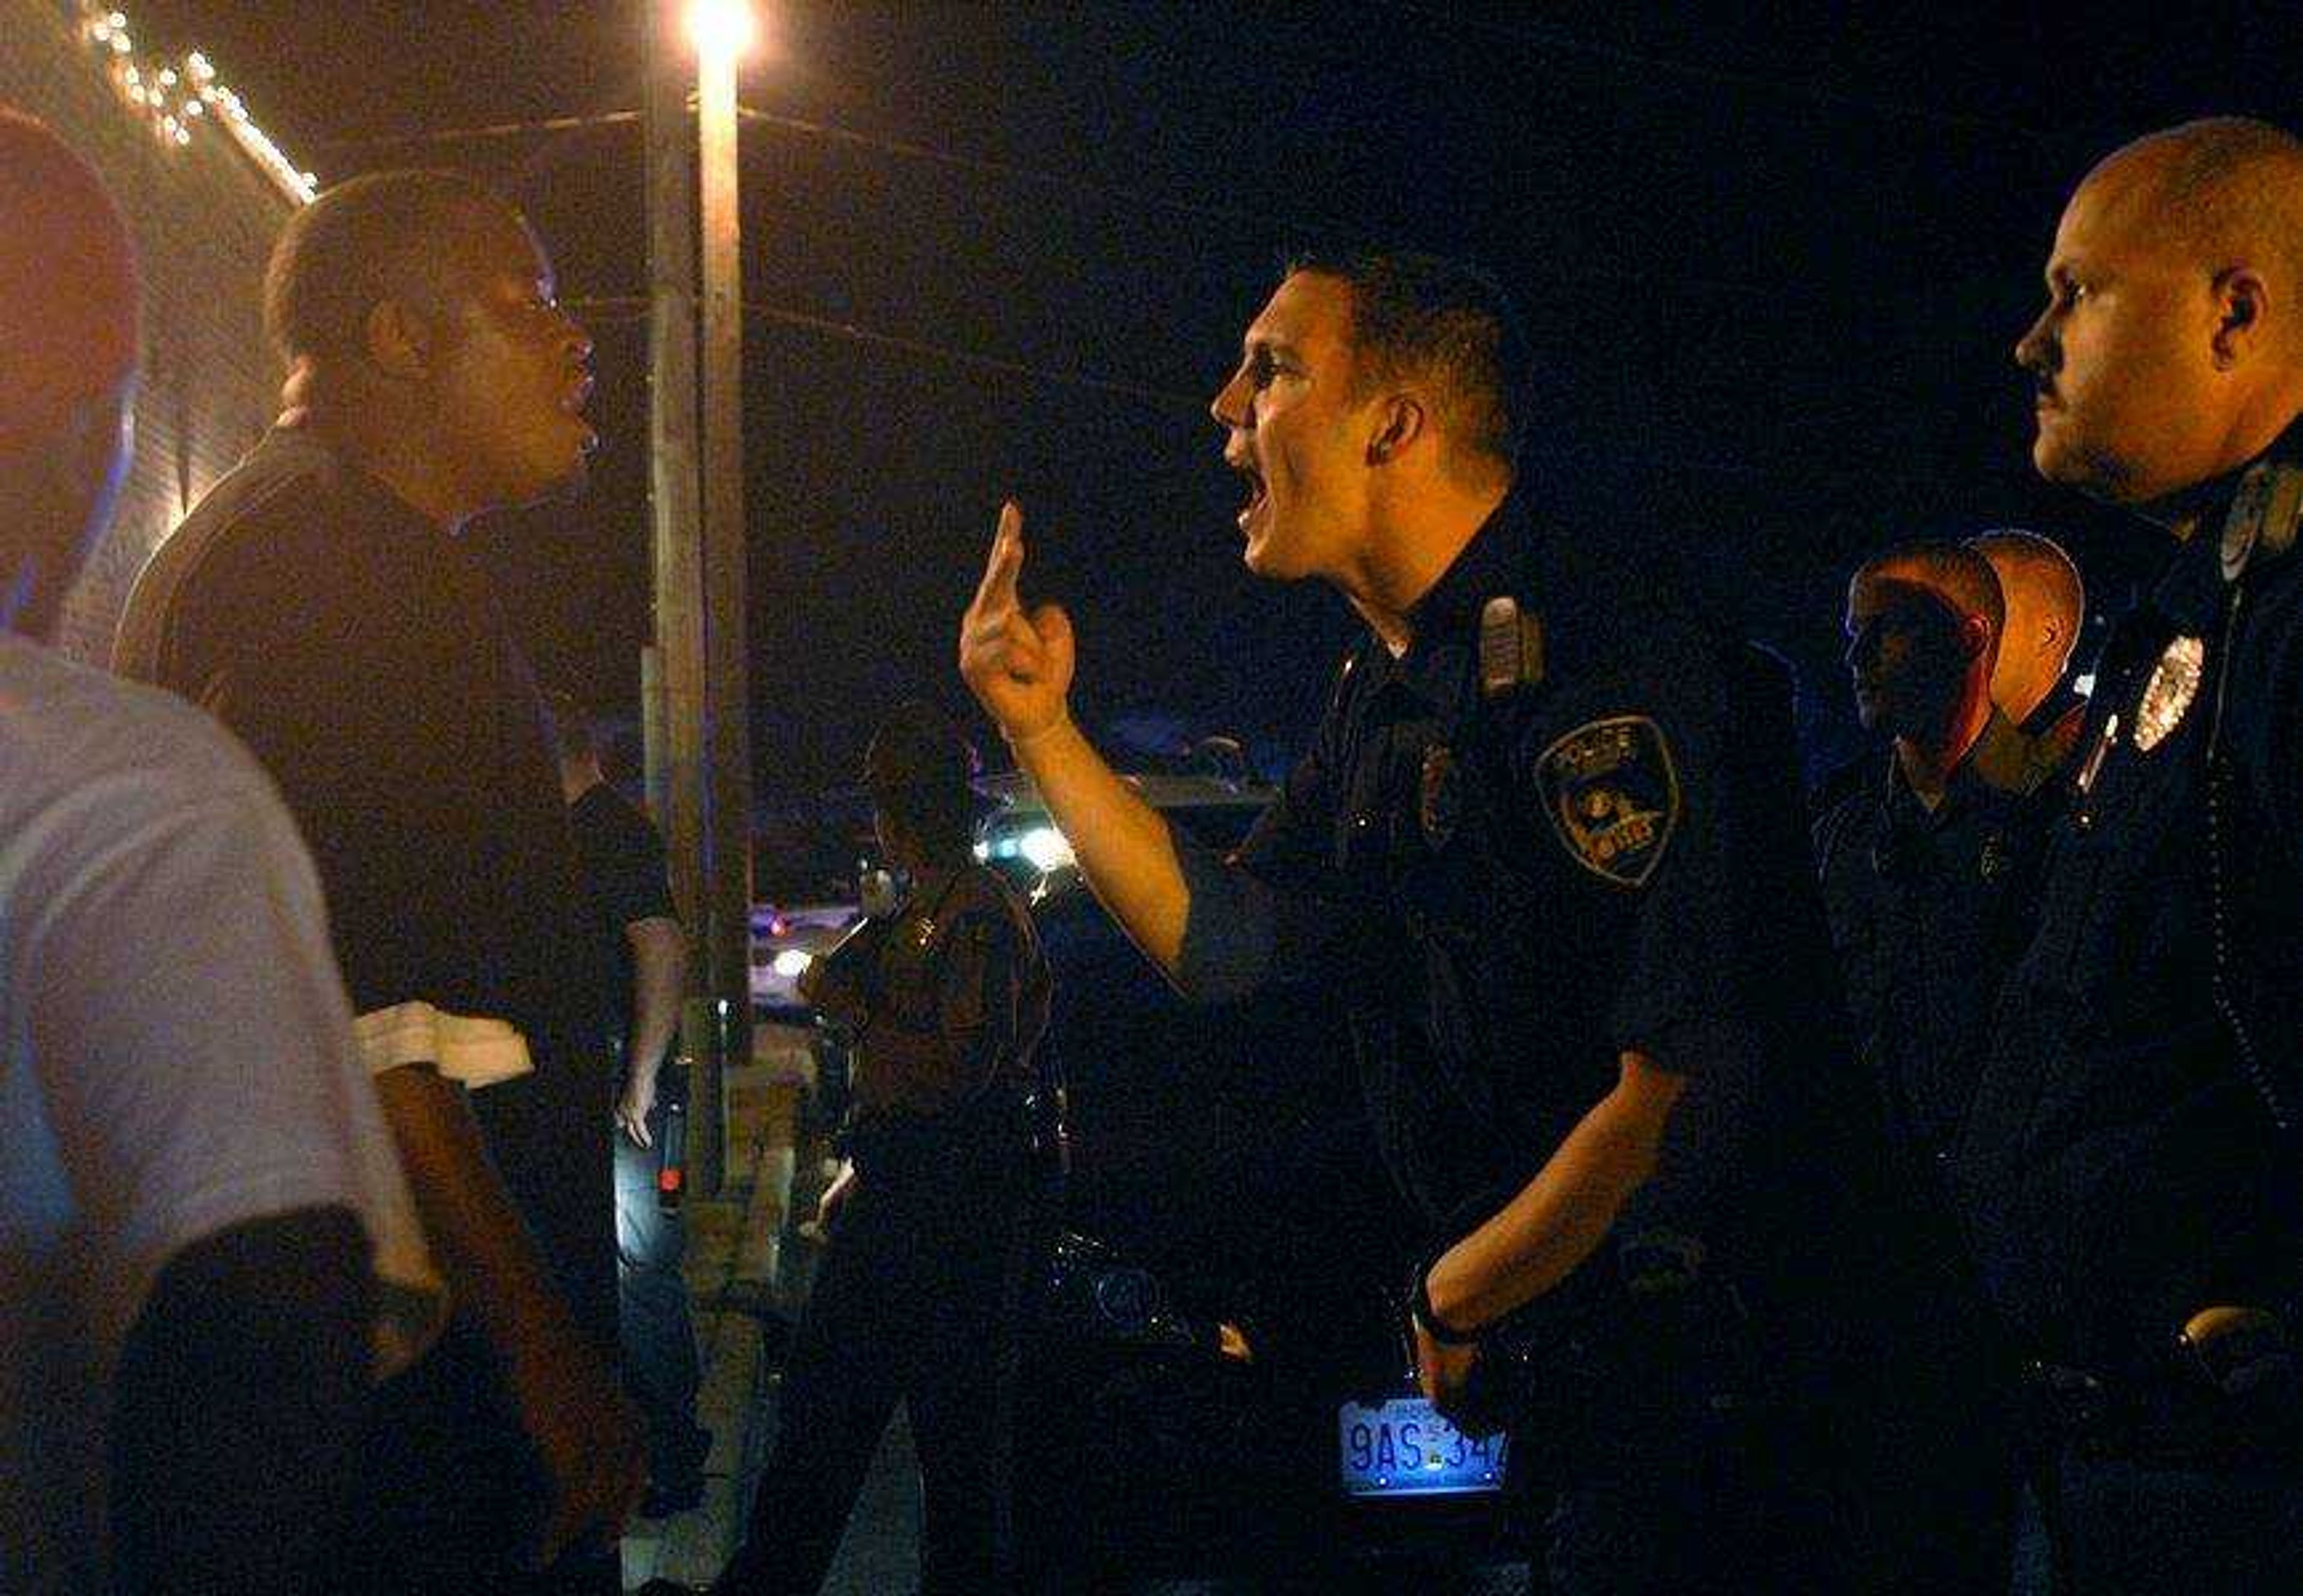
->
xmin=1337 ymin=1396 xmax=1508 ymax=1498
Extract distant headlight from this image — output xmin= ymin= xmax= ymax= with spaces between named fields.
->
xmin=1017 ymin=825 xmax=1075 ymax=873
xmin=771 ymin=948 xmax=814 ymax=979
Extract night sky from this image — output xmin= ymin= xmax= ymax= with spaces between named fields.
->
xmin=121 ymin=1 xmax=2303 ymax=802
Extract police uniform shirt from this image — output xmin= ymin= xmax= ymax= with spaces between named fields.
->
xmin=112 ymin=423 xmax=618 ymax=1346
xmin=1955 ymin=440 xmax=2303 ymax=1371
xmin=844 ymin=866 xmax=1051 ymax=1129
xmin=1814 ymin=717 xmax=2059 ymax=1163
xmin=1174 ymin=495 xmax=1835 ymax=1238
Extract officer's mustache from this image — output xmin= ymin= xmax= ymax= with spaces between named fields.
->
xmin=2024 ymin=351 xmax=2061 ymax=404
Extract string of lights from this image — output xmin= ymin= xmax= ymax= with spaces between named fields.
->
xmin=69 ymin=2 xmax=315 ymax=203
xmin=53 ymin=6 xmax=1989 ymax=493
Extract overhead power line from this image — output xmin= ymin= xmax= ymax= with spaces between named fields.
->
xmin=308 ymin=103 xmax=1348 ymax=238
xmin=562 ymin=292 xmax=1977 ymax=494
xmin=564 ymin=294 xmax=1206 ymax=411
xmin=312 ymin=103 xmax=1778 ymax=299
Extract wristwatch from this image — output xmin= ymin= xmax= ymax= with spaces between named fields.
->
xmin=1410 ymin=1256 xmax=1483 ymax=1347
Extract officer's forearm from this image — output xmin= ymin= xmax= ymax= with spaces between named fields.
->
xmin=1009 ymin=715 xmax=1190 ymax=975
xmin=1427 ymin=1051 xmax=1685 ymax=1331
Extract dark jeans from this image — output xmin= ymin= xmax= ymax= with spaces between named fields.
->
xmin=615 ymin=1099 xmax=709 ymax=1489
xmin=719 ymin=1136 xmax=1033 ymax=1595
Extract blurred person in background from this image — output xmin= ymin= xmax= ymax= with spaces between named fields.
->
xmin=549 ymin=690 xmax=711 ymax=1519
xmin=709 ymin=701 xmax=1051 ymax=1595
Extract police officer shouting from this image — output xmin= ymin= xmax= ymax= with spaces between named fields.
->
xmin=961 ymin=251 xmax=1863 ymax=1591
xmin=1956 ymin=116 xmax=2303 ymax=1591
xmin=1814 ymin=540 xmax=2056 ymax=1590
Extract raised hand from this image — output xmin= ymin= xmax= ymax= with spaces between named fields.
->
xmin=959 ymin=501 xmax=1075 ymax=743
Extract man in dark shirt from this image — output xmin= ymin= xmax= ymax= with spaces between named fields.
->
xmin=1814 ymin=539 xmax=2057 ymax=1590
xmin=113 ymin=169 xmax=638 ymax=1590
xmin=550 ymin=693 xmax=711 ymax=1515
xmin=960 ymin=250 xmax=1864 ymax=1591
xmin=1957 ymin=115 xmax=2303 ymax=1590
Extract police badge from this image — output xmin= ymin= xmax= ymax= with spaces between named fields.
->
xmin=1418 ymin=744 xmax=1462 ymax=849
xmin=2132 ymin=635 xmax=2203 ymax=753
xmin=1534 ymin=716 xmax=1680 ymax=887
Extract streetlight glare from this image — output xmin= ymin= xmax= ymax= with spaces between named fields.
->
xmin=685 ymin=0 xmax=758 ymax=61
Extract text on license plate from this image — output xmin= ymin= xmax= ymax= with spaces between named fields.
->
xmin=1337 ymin=1396 xmax=1508 ymax=1498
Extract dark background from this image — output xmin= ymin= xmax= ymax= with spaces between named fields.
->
xmin=122 ymin=0 xmax=2303 ymax=801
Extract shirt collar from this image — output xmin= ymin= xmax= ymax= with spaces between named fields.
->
xmin=2147 ymin=417 xmax=2303 ymax=632
xmin=1881 ymin=707 xmax=2035 ymax=829
xmin=1373 ymin=491 xmax=1534 ymax=709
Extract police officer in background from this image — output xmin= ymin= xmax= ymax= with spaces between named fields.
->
xmin=1814 ymin=540 xmax=2059 ymax=1591
xmin=710 ymin=701 xmax=1051 ymax=1596
xmin=1967 ymin=528 xmax=2089 ymax=752
xmin=961 ymin=250 xmax=1869 ymax=1591
xmin=1955 ymin=116 xmax=2303 ymax=1590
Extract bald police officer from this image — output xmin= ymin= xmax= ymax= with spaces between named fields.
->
xmin=1957 ymin=116 xmax=2303 ymax=1591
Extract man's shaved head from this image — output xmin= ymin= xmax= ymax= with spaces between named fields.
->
xmin=0 ymin=109 xmax=137 ymax=452
xmin=263 ymin=169 xmax=520 ymax=368
xmin=1855 ymin=540 xmax=2006 ymax=638
xmin=2018 ymin=118 xmax=2303 ymax=507
xmin=0 ymin=108 xmax=139 ymax=635
xmin=2090 ymin=118 xmax=2303 ymax=348
xmin=1967 ymin=529 xmax=2085 ymax=722
xmin=1844 ymin=540 xmax=2003 ymax=744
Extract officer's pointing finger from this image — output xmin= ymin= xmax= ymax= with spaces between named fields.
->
xmin=972 ymin=500 xmax=1026 ymax=612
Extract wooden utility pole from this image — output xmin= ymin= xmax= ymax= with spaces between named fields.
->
xmin=644 ymin=0 xmax=750 ymax=1194
xmin=695 ymin=1 xmax=755 ymax=1183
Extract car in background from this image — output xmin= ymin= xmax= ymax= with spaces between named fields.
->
xmin=749 ymin=898 xmax=865 ymax=1018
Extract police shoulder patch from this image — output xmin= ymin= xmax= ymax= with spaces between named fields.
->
xmin=1534 ymin=716 xmax=1680 ymax=888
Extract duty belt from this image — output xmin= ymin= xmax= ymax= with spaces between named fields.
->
xmin=2020 ymin=1305 xmax=2303 ymax=1463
